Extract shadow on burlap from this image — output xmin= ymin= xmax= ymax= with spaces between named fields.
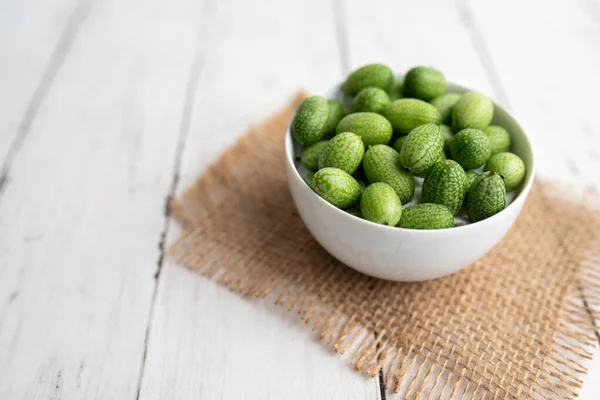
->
xmin=169 ymin=93 xmax=600 ymax=399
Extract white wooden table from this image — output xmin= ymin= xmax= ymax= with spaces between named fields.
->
xmin=1 ymin=0 xmax=599 ymax=398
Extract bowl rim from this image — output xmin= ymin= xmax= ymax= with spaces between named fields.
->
xmin=286 ymin=80 xmax=536 ymax=236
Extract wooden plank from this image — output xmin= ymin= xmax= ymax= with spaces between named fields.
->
xmin=0 ymin=0 xmax=206 ymax=398
xmin=142 ymin=256 xmax=382 ymax=400
xmin=0 ymin=0 xmax=81 ymax=175
xmin=344 ymin=0 xmax=495 ymax=98
xmin=137 ymin=0 xmax=380 ymax=398
xmin=580 ymin=346 xmax=600 ymax=399
xmin=462 ymin=0 xmax=600 ymax=188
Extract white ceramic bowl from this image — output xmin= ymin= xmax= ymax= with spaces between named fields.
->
xmin=286 ymin=81 xmax=535 ymax=281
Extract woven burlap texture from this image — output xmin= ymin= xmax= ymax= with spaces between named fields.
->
xmin=170 ymin=93 xmax=600 ymax=399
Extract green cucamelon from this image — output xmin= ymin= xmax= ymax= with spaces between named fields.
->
xmin=450 ymin=128 xmax=491 ymax=170
xmin=484 ymin=125 xmax=511 ymax=155
xmin=392 ymin=136 xmax=407 ymax=154
xmin=335 ymin=112 xmax=393 ymax=146
xmin=387 ymin=80 xmax=404 ymax=101
xmin=462 ymin=170 xmax=479 ymax=206
xmin=301 ymin=141 xmax=328 ymax=172
xmin=464 ymin=171 xmax=479 ymax=190
xmin=484 ymin=152 xmax=526 ymax=191
xmin=452 ymin=91 xmax=494 ymax=131
xmin=381 ymin=99 xmax=441 ymax=135
xmin=313 ymin=167 xmax=362 ymax=209
xmin=362 ymin=145 xmax=415 ymax=204
xmin=357 ymin=178 xmax=367 ymax=193
xmin=398 ymin=203 xmax=454 ymax=230
xmin=466 ymin=171 xmax=506 ymax=222
xmin=291 ymin=96 xmax=330 ymax=146
xmin=402 ymin=66 xmax=447 ymax=101
xmin=440 ymin=124 xmax=454 ymax=154
xmin=303 ymin=172 xmax=315 ymax=190
xmin=414 ymin=150 xmax=445 ymax=178
xmin=360 ymin=182 xmax=403 ymax=226
xmin=431 ymin=93 xmax=461 ymax=123
xmin=343 ymin=64 xmax=394 ymax=96
xmin=399 ymin=123 xmax=444 ymax=175
xmin=318 ymin=132 xmax=364 ymax=175
xmin=323 ymin=100 xmax=345 ymax=137
xmin=421 ymin=160 xmax=467 ymax=215
xmin=352 ymin=165 xmax=367 ymax=184
xmin=352 ymin=87 xmax=390 ymax=113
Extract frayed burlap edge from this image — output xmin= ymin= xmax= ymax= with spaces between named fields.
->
xmin=168 ymin=93 xmax=600 ymax=399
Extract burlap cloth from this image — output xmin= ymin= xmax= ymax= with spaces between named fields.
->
xmin=170 ymin=93 xmax=600 ymax=399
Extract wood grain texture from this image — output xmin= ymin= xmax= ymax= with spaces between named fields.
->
xmin=0 ymin=0 xmax=599 ymax=398
xmin=136 ymin=0 xmax=379 ymax=398
xmin=465 ymin=0 xmax=600 ymax=189
xmin=344 ymin=0 xmax=495 ymax=98
xmin=0 ymin=0 xmax=82 ymax=187
xmin=0 ymin=0 xmax=205 ymax=398
xmin=580 ymin=347 xmax=600 ymax=400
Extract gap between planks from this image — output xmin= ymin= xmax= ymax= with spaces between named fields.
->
xmin=457 ymin=0 xmax=600 ymax=351
xmin=333 ymin=0 xmax=350 ymax=76
xmin=132 ymin=1 xmax=213 ymax=398
xmin=0 ymin=0 xmax=89 ymax=199
xmin=579 ymin=282 xmax=600 ymax=344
